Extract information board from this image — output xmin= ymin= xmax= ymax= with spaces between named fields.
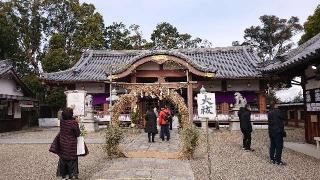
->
xmin=65 ymin=90 xmax=86 ymax=116
xmin=197 ymin=93 xmax=216 ymax=120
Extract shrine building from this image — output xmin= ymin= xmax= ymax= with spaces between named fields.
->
xmin=42 ymin=46 xmax=270 ymax=125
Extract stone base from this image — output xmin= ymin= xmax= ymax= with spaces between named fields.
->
xmin=82 ymin=119 xmax=99 ymax=132
xmin=200 ymin=119 xmax=208 ymax=129
xmin=229 ymin=120 xmax=240 ymax=131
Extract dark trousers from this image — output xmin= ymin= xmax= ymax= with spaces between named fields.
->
xmin=148 ymin=133 xmax=156 ymax=142
xmin=269 ymin=132 xmax=284 ymax=163
xmin=242 ymin=131 xmax=251 ymax=150
xmin=57 ymin=157 xmax=79 ymax=178
xmin=160 ymin=125 xmax=170 ymax=141
xmin=169 ymin=120 xmax=173 ymax=130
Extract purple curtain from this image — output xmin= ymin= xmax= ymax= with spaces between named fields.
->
xmin=215 ymin=91 xmax=257 ymax=103
xmin=92 ymin=93 xmax=107 ymax=106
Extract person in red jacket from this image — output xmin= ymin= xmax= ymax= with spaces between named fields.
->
xmin=159 ymin=107 xmax=170 ymax=141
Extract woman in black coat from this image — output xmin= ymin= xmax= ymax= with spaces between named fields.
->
xmin=50 ymin=108 xmax=80 ymax=179
xmin=145 ymin=107 xmax=158 ymax=143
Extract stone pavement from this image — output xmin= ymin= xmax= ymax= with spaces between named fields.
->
xmin=122 ymin=129 xmax=181 ymax=159
xmin=91 ymin=158 xmax=194 ymax=180
xmin=284 ymin=142 xmax=320 ymax=159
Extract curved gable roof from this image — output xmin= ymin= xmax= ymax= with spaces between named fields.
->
xmin=42 ymin=46 xmax=262 ymax=82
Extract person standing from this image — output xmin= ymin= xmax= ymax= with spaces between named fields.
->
xmin=159 ymin=107 xmax=170 ymax=141
xmin=145 ymin=107 xmax=158 ymax=143
xmin=239 ymin=105 xmax=253 ymax=151
xmin=268 ymin=102 xmax=286 ymax=165
xmin=166 ymin=107 xmax=173 ymax=130
xmin=50 ymin=108 xmax=81 ymax=179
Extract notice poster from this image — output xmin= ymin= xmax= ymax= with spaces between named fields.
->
xmin=65 ymin=90 xmax=86 ymax=116
xmin=197 ymin=93 xmax=217 ymax=120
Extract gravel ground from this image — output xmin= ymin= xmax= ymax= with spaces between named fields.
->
xmin=0 ymin=127 xmax=141 ymax=180
xmin=190 ymin=128 xmax=320 ymax=180
xmin=0 ymin=144 xmax=108 ymax=179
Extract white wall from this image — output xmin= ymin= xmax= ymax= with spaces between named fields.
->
xmin=75 ymin=83 xmax=105 ymax=93
xmin=0 ymin=78 xmax=24 ymax=96
xmin=227 ymin=80 xmax=260 ymax=91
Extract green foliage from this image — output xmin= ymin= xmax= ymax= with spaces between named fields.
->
xmin=79 ymin=121 xmax=87 ymax=137
xmin=42 ymin=48 xmax=70 ymax=73
xmin=0 ymin=8 xmax=19 ymax=59
xmin=45 ymin=87 xmax=66 ymax=108
xmin=49 ymin=33 xmax=66 ymax=49
xmin=104 ymin=125 xmax=124 ymax=158
xmin=299 ymin=5 xmax=320 ymax=44
xmin=266 ymin=89 xmax=280 ymax=105
xmin=292 ymin=91 xmax=303 ymax=103
xmin=104 ymin=22 xmax=133 ymax=50
xmin=130 ymin=106 xmax=140 ymax=124
xmin=151 ymin=22 xmax=180 ymax=49
xmin=21 ymin=73 xmax=44 ymax=99
xmin=244 ymin=15 xmax=303 ymax=61
xmin=180 ymin=123 xmax=200 ymax=159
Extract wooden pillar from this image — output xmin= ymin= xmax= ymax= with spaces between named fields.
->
xmin=294 ymin=110 xmax=299 ymax=127
xmin=103 ymin=103 xmax=109 ymax=115
xmin=258 ymin=91 xmax=267 ymax=114
xmin=187 ymin=73 xmax=193 ymax=121
xmin=158 ymin=77 xmax=165 ymax=83
xmin=221 ymin=102 xmax=229 ymax=115
xmin=131 ymin=74 xmax=136 ymax=83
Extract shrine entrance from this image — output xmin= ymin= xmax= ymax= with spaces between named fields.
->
xmin=109 ymin=84 xmax=192 ymax=158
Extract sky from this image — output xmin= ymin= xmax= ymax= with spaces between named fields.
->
xmin=80 ymin=0 xmax=318 ymax=101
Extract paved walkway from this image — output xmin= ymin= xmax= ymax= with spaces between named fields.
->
xmin=284 ymin=142 xmax=320 ymax=159
xmin=92 ymin=158 xmax=194 ymax=180
xmin=122 ymin=129 xmax=181 ymax=159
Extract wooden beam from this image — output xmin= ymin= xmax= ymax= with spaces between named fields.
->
xmin=135 ymin=70 xmax=185 ymax=78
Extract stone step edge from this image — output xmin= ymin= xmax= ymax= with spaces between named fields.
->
xmin=123 ymin=151 xmax=180 ymax=159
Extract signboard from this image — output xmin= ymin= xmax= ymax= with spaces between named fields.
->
xmin=306 ymin=88 xmax=320 ymax=112
xmin=65 ymin=90 xmax=86 ymax=116
xmin=197 ymin=93 xmax=216 ymax=119
xmin=19 ymin=101 xmax=34 ymax=108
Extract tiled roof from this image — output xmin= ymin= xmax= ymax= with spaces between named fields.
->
xmin=41 ymin=46 xmax=262 ymax=82
xmin=0 ymin=60 xmax=12 ymax=76
xmin=261 ymin=33 xmax=320 ymax=72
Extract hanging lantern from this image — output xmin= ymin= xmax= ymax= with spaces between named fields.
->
xmin=140 ymin=91 xmax=143 ymax=98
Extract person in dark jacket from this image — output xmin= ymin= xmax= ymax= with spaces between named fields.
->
xmin=55 ymin=108 xmax=80 ymax=179
xmin=239 ymin=104 xmax=253 ymax=151
xmin=268 ymin=102 xmax=286 ymax=165
xmin=145 ymin=107 xmax=158 ymax=143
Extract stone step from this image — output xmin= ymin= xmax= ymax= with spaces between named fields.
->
xmin=123 ymin=150 xmax=180 ymax=159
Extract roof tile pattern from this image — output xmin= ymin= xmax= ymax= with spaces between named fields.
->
xmin=42 ymin=46 xmax=262 ymax=82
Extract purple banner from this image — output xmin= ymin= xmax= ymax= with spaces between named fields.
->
xmin=215 ymin=91 xmax=257 ymax=103
xmin=92 ymin=93 xmax=107 ymax=106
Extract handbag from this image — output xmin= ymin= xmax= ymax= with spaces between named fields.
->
xmin=77 ymin=136 xmax=86 ymax=155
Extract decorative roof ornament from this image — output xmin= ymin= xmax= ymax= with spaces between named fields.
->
xmin=151 ymin=43 xmax=168 ymax=50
